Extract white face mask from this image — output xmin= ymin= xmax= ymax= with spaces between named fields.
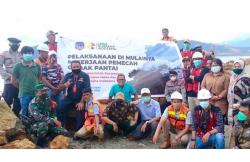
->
xmin=170 ymin=76 xmax=177 ymax=81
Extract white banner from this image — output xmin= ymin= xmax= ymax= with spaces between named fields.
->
xmin=57 ymin=37 xmax=183 ymax=99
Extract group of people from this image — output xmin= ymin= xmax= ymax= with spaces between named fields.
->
xmin=0 ymin=29 xmax=250 ymax=149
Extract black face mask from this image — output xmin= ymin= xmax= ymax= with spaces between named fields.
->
xmin=72 ymin=69 xmax=81 ymax=74
xmin=10 ymin=44 xmax=19 ymax=51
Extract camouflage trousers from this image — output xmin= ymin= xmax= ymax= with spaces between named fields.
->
xmin=28 ymin=122 xmax=69 ymax=142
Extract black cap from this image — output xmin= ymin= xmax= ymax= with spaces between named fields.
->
xmin=7 ymin=38 xmax=21 ymax=44
xmin=169 ymin=70 xmax=178 ymax=75
xmin=20 ymin=46 xmax=34 ymax=54
xmin=82 ymin=88 xmax=92 ymax=94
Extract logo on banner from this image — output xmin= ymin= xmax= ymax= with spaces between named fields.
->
xmin=75 ymin=42 xmax=85 ymax=50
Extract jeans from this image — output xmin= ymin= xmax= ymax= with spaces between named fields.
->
xmin=48 ymin=90 xmax=63 ymax=112
xmin=195 ymin=133 xmax=225 ymax=149
xmin=130 ymin=121 xmax=158 ymax=139
xmin=19 ymin=96 xmax=34 ymax=117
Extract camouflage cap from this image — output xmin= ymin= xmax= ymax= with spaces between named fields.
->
xmin=35 ymin=83 xmax=49 ymax=91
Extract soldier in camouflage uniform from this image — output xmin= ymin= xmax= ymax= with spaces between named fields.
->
xmin=0 ymin=38 xmax=22 ymax=116
xmin=27 ymin=84 xmax=69 ymax=146
xmin=230 ymin=100 xmax=250 ymax=149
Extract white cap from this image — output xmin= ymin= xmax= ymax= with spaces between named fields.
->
xmin=48 ymin=50 xmax=57 ymax=56
xmin=192 ymin=52 xmax=203 ymax=59
xmin=197 ymin=89 xmax=212 ymax=100
xmin=170 ymin=91 xmax=183 ymax=100
xmin=37 ymin=44 xmax=49 ymax=52
xmin=141 ymin=88 xmax=150 ymax=95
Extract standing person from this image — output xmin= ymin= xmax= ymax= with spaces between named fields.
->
xmin=201 ymin=58 xmax=230 ymax=121
xmin=190 ymin=89 xmax=225 ymax=149
xmin=41 ymin=51 xmax=64 ymax=106
xmin=12 ymin=46 xmax=41 ymax=117
xmin=44 ymin=30 xmax=58 ymax=52
xmin=182 ymin=56 xmax=192 ymax=102
xmin=153 ymin=91 xmax=192 ymax=148
xmin=26 ymin=84 xmax=69 ymax=147
xmin=229 ymin=100 xmax=250 ymax=149
xmin=129 ymin=88 xmax=161 ymax=140
xmin=181 ymin=39 xmax=193 ymax=60
xmin=35 ymin=44 xmax=49 ymax=67
xmin=186 ymin=52 xmax=209 ymax=111
xmin=227 ymin=59 xmax=250 ymax=125
xmin=165 ymin=70 xmax=186 ymax=106
xmin=57 ymin=60 xmax=91 ymax=131
xmin=161 ymin=28 xmax=176 ymax=42
xmin=74 ymin=88 xmax=104 ymax=143
xmin=0 ymin=38 xmax=22 ymax=115
xmin=109 ymin=73 xmax=138 ymax=103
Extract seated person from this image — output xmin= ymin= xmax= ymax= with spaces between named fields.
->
xmin=153 ymin=91 xmax=191 ymax=148
xmin=102 ymin=92 xmax=137 ymax=137
xmin=74 ymin=88 xmax=104 ymax=143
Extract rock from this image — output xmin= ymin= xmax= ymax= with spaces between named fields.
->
xmin=0 ymin=101 xmax=17 ymax=132
xmin=2 ymin=138 xmax=36 ymax=149
xmin=0 ymin=131 xmax=8 ymax=145
xmin=49 ymin=135 xmax=70 ymax=149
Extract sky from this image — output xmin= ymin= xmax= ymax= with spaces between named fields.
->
xmin=0 ymin=0 xmax=250 ymax=50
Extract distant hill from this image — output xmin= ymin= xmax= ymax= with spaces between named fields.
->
xmin=222 ymin=35 xmax=250 ymax=48
xmin=177 ymin=40 xmax=250 ymax=56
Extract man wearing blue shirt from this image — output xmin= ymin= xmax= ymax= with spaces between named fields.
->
xmin=129 ymin=88 xmax=161 ymax=140
xmin=109 ymin=73 xmax=138 ymax=103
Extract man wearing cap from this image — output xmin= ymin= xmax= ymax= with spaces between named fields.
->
xmin=102 ymin=92 xmax=137 ymax=137
xmin=27 ymin=84 xmax=69 ymax=147
xmin=44 ymin=30 xmax=58 ymax=52
xmin=0 ymin=38 xmax=22 ymax=115
xmin=12 ymin=46 xmax=41 ymax=117
xmin=153 ymin=91 xmax=191 ymax=148
xmin=41 ymin=51 xmax=64 ymax=107
xmin=181 ymin=39 xmax=193 ymax=60
xmin=35 ymin=44 xmax=49 ymax=67
xmin=129 ymin=88 xmax=161 ymax=140
xmin=189 ymin=89 xmax=224 ymax=149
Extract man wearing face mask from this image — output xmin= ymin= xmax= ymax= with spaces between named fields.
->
xmin=57 ymin=60 xmax=91 ymax=131
xmin=27 ymin=84 xmax=69 ymax=147
xmin=165 ymin=70 xmax=186 ymax=107
xmin=41 ymin=51 xmax=64 ymax=107
xmin=186 ymin=52 xmax=209 ymax=111
xmin=12 ymin=46 xmax=41 ymax=117
xmin=35 ymin=44 xmax=49 ymax=67
xmin=181 ymin=39 xmax=193 ymax=60
xmin=190 ymin=89 xmax=225 ymax=149
xmin=229 ymin=100 xmax=250 ymax=149
xmin=227 ymin=59 xmax=250 ymax=126
xmin=129 ymin=88 xmax=161 ymax=140
xmin=0 ymin=38 xmax=22 ymax=116
xmin=153 ymin=91 xmax=191 ymax=148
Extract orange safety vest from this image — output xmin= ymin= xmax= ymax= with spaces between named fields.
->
xmin=168 ymin=105 xmax=189 ymax=130
xmin=84 ymin=99 xmax=104 ymax=131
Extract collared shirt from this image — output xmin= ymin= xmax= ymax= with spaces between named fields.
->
xmin=109 ymin=82 xmax=136 ymax=102
xmin=62 ymin=71 xmax=91 ymax=100
xmin=136 ymin=99 xmax=161 ymax=121
xmin=12 ymin=62 xmax=41 ymax=97
xmin=86 ymin=99 xmax=99 ymax=115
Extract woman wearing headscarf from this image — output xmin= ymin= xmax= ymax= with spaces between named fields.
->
xmin=201 ymin=58 xmax=230 ymax=122
xmin=227 ymin=59 xmax=250 ymax=125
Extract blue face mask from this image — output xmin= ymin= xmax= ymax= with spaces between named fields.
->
xmin=237 ymin=112 xmax=248 ymax=122
xmin=200 ymin=101 xmax=210 ymax=109
xmin=142 ymin=96 xmax=151 ymax=103
xmin=23 ymin=54 xmax=33 ymax=61
xmin=193 ymin=60 xmax=202 ymax=67
xmin=211 ymin=66 xmax=221 ymax=74
xmin=183 ymin=43 xmax=190 ymax=50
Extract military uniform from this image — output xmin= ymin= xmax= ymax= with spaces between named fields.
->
xmin=27 ymin=84 xmax=69 ymax=144
xmin=0 ymin=38 xmax=22 ymax=115
xmin=229 ymin=119 xmax=250 ymax=149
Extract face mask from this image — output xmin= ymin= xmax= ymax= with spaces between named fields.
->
xmin=200 ymin=101 xmax=210 ymax=109
xmin=72 ymin=69 xmax=81 ymax=74
xmin=10 ymin=44 xmax=19 ymax=51
xmin=237 ymin=112 xmax=248 ymax=122
xmin=233 ymin=68 xmax=243 ymax=75
xmin=115 ymin=99 xmax=124 ymax=106
xmin=142 ymin=96 xmax=151 ymax=103
xmin=211 ymin=66 xmax=221 ymax=74
xmin=193 ymin=60 xmax=202 ymax=67
xmin=183 ymin=43 xmax=190 ymax=50
xmin=40 ymin=93 xmax=49 ymax=100
xmin=23 ymin=54 xmax=33 ymax=61
xmin=170 ymin=76 xmax=177 ymax=82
